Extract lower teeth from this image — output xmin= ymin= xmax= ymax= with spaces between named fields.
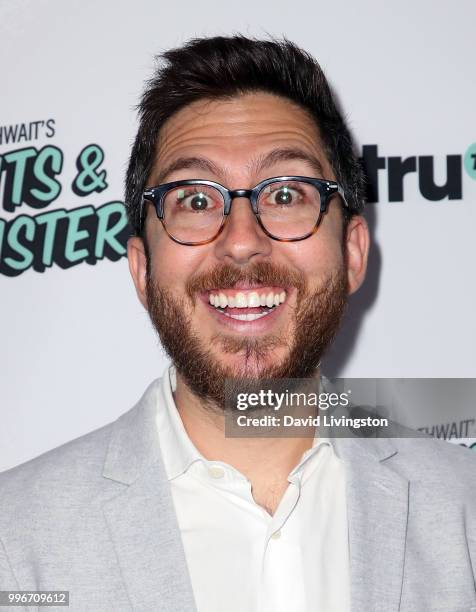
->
xmin=216 ymin=305 xmax=276 ymax=321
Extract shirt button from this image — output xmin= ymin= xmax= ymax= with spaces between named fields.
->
xmin=208 ymin=466 xmax=225 ymax=479
xmin=271 ymin=529 xmax=282 ymax=540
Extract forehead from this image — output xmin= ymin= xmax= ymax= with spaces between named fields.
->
xmin=152 ymin=92 xmax=334 ymax=181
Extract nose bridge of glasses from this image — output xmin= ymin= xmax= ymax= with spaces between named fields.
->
xmin=226 ymin=188 xmax=256 ymax=215
xmin=230 ymin=188 xmax=252 ymax=198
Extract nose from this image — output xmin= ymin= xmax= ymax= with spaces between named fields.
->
xmin=213 ymin=196 xmax=272 ymax=265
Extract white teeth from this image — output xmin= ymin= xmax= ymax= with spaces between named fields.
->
xmin=247 ymin=292 xmax=261 ymax=307
xmin=219 ymin=293 xmax=227 ymax=308
xmin=235 ymin=292 xmax=247 ymax=308
xmin=227 ymin=312 xmax=270 ymax=321
xmin=208 ymin=289 xmax=287 ymax=309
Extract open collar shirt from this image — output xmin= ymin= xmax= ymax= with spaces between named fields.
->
xmin=155 ymin=364 xmax=350 ymax=612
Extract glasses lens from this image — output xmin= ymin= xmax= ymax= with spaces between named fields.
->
xmin=163 ymin=184 xmax=225 ymax=243
xmin=257 ymin=180 xmax=321 ymax=239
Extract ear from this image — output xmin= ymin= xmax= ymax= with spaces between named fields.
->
xmin=127 ymin=236 xmax=149 ymax=310
xmin=344 ymin=214 xmax=369 ymax=295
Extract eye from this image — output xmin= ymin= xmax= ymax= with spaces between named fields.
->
xmin=175 ymin=187 xmax=221 ymax=212
xmin=262 ymin=184 xmax=304 ymax=207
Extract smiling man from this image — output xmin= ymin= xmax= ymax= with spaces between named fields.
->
xmin=1 ymin=35 xmax=475 ymax=612
xmin=131 ymin=91 xmax=359 ymax=389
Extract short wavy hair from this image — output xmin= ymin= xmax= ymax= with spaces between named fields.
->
xmin=125 ymin=34 xmax=364 ymax=236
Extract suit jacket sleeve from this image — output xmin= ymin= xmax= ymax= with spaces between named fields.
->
xmin=466 ymin=503 xmax=476 ymax=590
xmin=0 ymin=536 xmax=20 ymax=590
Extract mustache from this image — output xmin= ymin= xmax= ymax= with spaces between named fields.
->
xmin=185 ymin=260 xmax=307 ymax=300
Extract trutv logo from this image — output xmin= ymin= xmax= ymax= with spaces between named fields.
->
xmin=361 ymin=143 xmax=476 ymax=202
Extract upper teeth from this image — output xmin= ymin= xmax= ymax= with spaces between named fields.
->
xmin=208 ymin=290 xmax=286 ymax=309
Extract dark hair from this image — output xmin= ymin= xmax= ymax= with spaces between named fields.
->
xmin=125 ymin=34 xmax=364 ymax=236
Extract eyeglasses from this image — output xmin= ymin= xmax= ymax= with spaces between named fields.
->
xmin=141 ymin=176 xmax=348 ymax=245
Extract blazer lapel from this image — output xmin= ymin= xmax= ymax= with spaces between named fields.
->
xmin=334 ymin=436 xmax=409 ymax=612
xmin=99 ymin=379 xmax=409 ymax=612
xmin=101 ymin=379 xmax=197 ymax=612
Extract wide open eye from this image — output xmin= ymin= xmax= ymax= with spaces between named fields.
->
xmin=257 ymin=180 xmax=322 ymax=239
xmin=162 ymin=184 xmax=225 ymax=243
xmin=172 ymin=186 xmax=223 ymax=212
xmin=260 ymin=182 xmax=309 ymax=208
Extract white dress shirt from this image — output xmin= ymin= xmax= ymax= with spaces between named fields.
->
xmin=155 ymin=364 xmax=350 ymax=612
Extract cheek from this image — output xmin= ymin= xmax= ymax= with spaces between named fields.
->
xmin=286 ymin=234 xmax=344 ymax=281
xmin=149 ymin=238 xmax=206 ymax=294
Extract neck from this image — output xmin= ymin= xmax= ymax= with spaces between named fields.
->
xmin=172 ymin=367 xmax=320 ymax=515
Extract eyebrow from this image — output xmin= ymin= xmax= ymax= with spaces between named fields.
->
xmin=155 ymin=157 xmax=222 ymax=183
xmin=251 ymin=148 xmax=325 ymax=178
xmin=154 ymin=147 xmax=326 ymax=184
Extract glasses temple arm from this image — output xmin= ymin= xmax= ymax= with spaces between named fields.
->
xmin=337 ymin=185 xmax=350 ymax=209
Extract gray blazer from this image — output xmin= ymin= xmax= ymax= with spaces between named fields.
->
xmin=1 ymin=378 xmax=475 ymax=612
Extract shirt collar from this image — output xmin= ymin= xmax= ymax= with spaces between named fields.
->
xmin=156 ymin=363 xmax=203 ymax=480
xmin=156 ymin=363 xmax=336 ymax=482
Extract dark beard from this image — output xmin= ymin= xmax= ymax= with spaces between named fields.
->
xmin=145 ymin=259 xmax=348 ymax=412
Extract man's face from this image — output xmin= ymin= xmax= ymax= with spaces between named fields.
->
xmin=128 ymin=92 xmax=369 ymax=410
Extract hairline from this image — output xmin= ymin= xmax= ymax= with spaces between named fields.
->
xmin=146 ymin=90 xmax=338 ymax=190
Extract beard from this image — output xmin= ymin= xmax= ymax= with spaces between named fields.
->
xmin=145 ymin=258 xmax=348 ymax=412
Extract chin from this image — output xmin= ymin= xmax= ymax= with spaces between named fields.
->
xmin=216 ymin=347 xmax=287 ymax=378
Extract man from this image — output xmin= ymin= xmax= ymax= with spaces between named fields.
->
xmin=0 ymin=35 xmax=475 ymax=612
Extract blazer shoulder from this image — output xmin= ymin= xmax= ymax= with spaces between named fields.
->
xmin=0 ymin=417 xmax=114 ymax=499
xmin=0 ymin=379 xmax=163 ymax=557
xmin=0 ymin=377 xmax=162 ymax=499
xmin=392 ymin=434 xmax=476 ymax=492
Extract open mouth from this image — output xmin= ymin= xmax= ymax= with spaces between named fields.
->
xmin=206 ymin=287 xmax=287 ymax=322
